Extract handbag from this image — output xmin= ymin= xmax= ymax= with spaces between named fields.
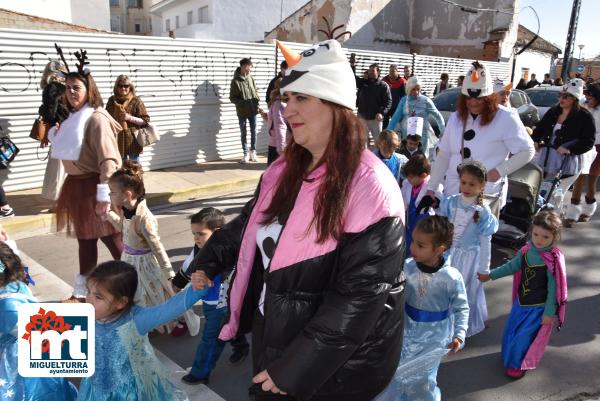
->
xmin=135 ymin=123 xmax=160 ymax=147
xmin=29 ymin=117 xmax=50 ymax=143
xmin=0 ymin=136 xmax=19 ymax=169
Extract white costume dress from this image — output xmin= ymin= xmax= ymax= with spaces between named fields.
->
xmin=438 ymin=194 xmax=498 ymax=337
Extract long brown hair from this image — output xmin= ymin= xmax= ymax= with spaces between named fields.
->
xmin=457 ymin=93 xmax=498 ymax=126
xmin=261 ymin=101 xmax=366 ymax=243
xmin=65 ymin=72 xmax=103 ymax=109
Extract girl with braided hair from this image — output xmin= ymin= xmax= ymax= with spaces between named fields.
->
xmin=103 ymin=161 xmax=197 ymax=334
xmin=438 ymin=161 xmax=498 ymax=337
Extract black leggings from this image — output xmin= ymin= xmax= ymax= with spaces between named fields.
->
xmin=0 ymin=184 xmax=7 ymax=207
xmin=77 ymin=233 xmax=123 ymax=275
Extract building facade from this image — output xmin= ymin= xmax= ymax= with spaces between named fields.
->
xmin=265 ymin=0 xmax=520 ymax=61
xmin=149 ymin=0 xmax=307 ymax=41
xmin=109 ymin=0 xmax=153 ymax=35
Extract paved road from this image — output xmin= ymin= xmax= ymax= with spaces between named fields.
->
xmin=15 ymin=189 xmax=600 ymax=401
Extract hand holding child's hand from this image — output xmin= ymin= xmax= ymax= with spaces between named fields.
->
xmin=253 ymin=370 xmax=287 ymax=395
xmin=96 ymin=202 xmax=111 ymax=218
xmin=541 ymin=315 xmax=554 ymax=326
xmin=477 ymin=272 xmax=490 ymax=282
xmin=172 ymin=283 xmax=182 ymax=293
xmin=448 ymin=338 xmax=463 ymax=354
xmin=191 ymin=270 xmax=213 ymax=290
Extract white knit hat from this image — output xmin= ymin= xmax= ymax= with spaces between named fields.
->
xmin=277 ymin=39 xmax=356 ymax=110
xmin=405 ymin=76 xmax=422 ymax=95
xmin=493 ymin=78 xmax=512 ymax=93
xmin=562 ymin=78 xmax=584 ymax=100
xmin=461 ymin=61 xmax=494 ymax=98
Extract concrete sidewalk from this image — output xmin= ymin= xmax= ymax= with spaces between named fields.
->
xmin=6 ymin=157 xmax=265 ymax=238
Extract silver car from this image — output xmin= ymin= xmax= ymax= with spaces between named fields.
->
xmin=525 ymin=85 xmax=562 ymax=119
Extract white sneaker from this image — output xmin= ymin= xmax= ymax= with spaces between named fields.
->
xmin=240 ymin=153 xmax=249 ymax=164
xmin=249 ymin=150 xmax=258 ymax=162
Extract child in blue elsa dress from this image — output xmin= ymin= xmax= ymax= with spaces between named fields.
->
xmin=375 ymin=216 xmax=469 ymax=401
xmin=0 ymin=240 xmax=77 ymax=401
xmin=77 ymin=260 xmax=207 ymax=401
xmin=438 ymin=161 xmax=499 ymax=337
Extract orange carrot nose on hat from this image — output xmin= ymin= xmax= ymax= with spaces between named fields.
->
xmin=275 ymin=40 xmax=301 ymax=68
xmin=276 ymin=39 xmax=356 ymax=110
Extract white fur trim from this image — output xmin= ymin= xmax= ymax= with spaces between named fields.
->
xmin=73 ymin=273 xmax=88 ymax=298
xmin=565 ymin=203 xmax=582 ymax=220
xmin=581 ymin=201 xmax=597 ymax=217
xmin=96 ymin=183 xmax=110 ymax=203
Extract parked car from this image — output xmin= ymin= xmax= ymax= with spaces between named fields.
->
xmin=428 ymin=87 xmax=540 ymax=136
xmin=525 ymin=85 xmax=562 ymax=119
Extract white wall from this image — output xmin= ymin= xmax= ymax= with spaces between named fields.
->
xmin=153 ymin=0 xmax=306 ymax=41
xmin=70 ymin=0 xmax=111 ymax=31
xmin=512 ymin=50 xmax=554 ymax=85
xmin=0 ymin=0 xmax=110 ymax=31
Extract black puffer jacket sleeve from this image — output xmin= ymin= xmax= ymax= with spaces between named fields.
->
xmin=187 ymin=183 xmax=259 ymax=280
xmin=266 ymin=216 xmax=405 ymax=401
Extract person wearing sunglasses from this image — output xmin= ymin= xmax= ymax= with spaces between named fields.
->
xmin=106 ymin=75 xmax=150 ymax=161
xmin=531 ymin=78 xmax=595 ymax=224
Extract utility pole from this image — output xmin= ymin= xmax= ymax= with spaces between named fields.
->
xmin=562 ymin=0 xmax=582 ymax=81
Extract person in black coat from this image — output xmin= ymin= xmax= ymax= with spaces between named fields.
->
xmin=266 ymin=60 xmax=288 ymax=104
xmin=190 ymin=40 xmax=405 ymax=401
xmin=531 ymin=78 xmax=595 ymax=216
xmin=355 ymin=63 xmax=392 ymax=145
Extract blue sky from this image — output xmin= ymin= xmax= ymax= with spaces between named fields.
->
xmin=519 ymin=0 xmax=599 ymax=59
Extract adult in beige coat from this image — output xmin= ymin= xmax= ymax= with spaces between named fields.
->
xmin=49 ymin=71 xmax=123 ymax=301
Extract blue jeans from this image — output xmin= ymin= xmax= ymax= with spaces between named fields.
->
xmin=238 ymin=115 xmax=256 ymax=155
xmin=190 ymin=304 xmax=227 ymax=379
xmin=123 ymin=154 xmax=139 ymax=162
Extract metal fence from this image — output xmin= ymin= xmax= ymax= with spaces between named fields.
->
xmin=0 ymin=29 xmax=509 ymax=192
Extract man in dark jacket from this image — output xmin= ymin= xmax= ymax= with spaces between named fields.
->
xmin=526 ymin=73 xmax=540 ymax=89
xmin=357 ymin=63 xmax=392 ymax=145
xmin=265 ymin=60 xmax=287 ymax=104
xmin=230 ymin=57 xmax=261 ymax=163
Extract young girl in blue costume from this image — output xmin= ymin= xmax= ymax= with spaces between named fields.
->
xmin=0 ymin=240 xmax=77 ymax=401
xmin=77 ymin=260 xmax=207 ymax=401
xmin=478 ymin=211 xmax=567 ymax=379
xmin=438 ymin=161 xmax=498 ymax=337
xmin=375 ymin=216 xmax=469 ymax=401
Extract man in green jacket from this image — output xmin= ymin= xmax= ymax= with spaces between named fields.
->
xmin=230 ymin=57 xmax=260 ymax=163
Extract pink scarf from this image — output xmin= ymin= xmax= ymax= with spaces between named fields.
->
xmin=512 ymin=243 xmax=567 ymax=369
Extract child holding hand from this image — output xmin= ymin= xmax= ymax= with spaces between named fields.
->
xmin=478 ymin=211 xmax=567 ymax=379
xmin=375 ymin=216 xmax=469 ymax=401
xmin=106 ymin=160 xmax=199 ymax=334
xmin=79 ymin=261 xmax=208 ymax=401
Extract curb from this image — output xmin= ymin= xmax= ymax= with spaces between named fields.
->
xmin=5 ymin=176 xmax=260 ymax=238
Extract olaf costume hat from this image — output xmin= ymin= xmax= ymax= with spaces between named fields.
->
xmin=562 ymin=78 xmax=584 ymax=100
xmin=276 ymin=39 xmax=356 ymax=110
xmin=461 ymin=61 xmax=494 ymax=98
xmin=493 ymin=78 xmax=512 ymax=93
